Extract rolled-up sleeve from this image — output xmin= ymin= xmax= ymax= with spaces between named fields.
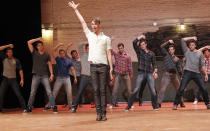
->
xmin=106 ymin=37 xmax=112 ymax=50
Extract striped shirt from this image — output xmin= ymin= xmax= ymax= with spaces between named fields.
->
xmin=112 ymin=50 xmax=133 ymax=75
xmin=204 ymin=57 xmax=210 ymax=75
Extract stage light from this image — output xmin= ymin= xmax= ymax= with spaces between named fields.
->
xmin=179 ymin=24 xmax=185 ymax=30
xmin=42 ymin=29 xmax=53 ymax=38
xmin=153 ymin=22 xmax=157 ymax=26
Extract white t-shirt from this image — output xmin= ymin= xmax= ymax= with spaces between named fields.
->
xmin=84 ymin=28 xmax=111 ymax=65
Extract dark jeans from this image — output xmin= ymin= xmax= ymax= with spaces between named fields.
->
xmin=0 ymin=77 xmax=26 ymax=110
xmin=90 ymin=64 xmax=108 ymax=114
xmin=138 ymin=79 xmax=147 ymax=103
xmin=174 ymin=70 xmax=209 ymax=106
xmin=73 ymin=75 xmax=93 ymax=109
xmin=194 ymin=74 xmax=210 ymax=101
xmin=27 ymin=75 xmax=55 ymax=108
xmin=128 ymin=71 xmax=157 ymax=109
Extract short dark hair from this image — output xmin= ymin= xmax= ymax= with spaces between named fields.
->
xmin=6 ymin=47 xmax=13 ymax=53
xmin=117 ymin=43 xmax=124 ymax=48
xmin=59 ymin=49 xmax=65 ymax=54
xmin=202 ymin=48 xmax=209 ymax=54
xmin=139 ymin=39 xmax=147 ymax=46
xmin=85 ymin=44 xmax=89 ymax=49
xmin=71 ymin=50 xmax=77 ymax=55
xmin=187 ymin=39 xmax=197 ymax=47
xmin=92 ymin=17 xmax=101 ymax=24
xmin=34 ymin=41 xmax=43 ymax=46
xmin=168 ymin=45 xmax=175 ymax=50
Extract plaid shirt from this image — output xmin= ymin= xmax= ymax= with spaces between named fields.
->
xmin=133 ymin=39 xmax=157 ymax=73
xmin=112 ymin=50 xmax=133 ymax=75
xmin=161 ymin=41 xmax=183 ymax=77
xmin=204 ymin=57 xmax=210 ymax=75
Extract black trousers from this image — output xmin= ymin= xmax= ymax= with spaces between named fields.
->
xmin=0 ymin=77 xmax=26 ymax=110
xmin=90 ymin=64 xmax=108 ymax=114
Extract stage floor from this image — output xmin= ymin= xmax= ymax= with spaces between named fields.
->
xmin=0 ymin=102 xmax=210 ymax=131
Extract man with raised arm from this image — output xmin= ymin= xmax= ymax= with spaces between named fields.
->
xmin=125 ymin=35 xmax=159 ymax=111
xmin=26 ymin=37 xmax=57 ymax=113
xmin=109 ymin=43 xmax=133 ymax=110
xmin=173 ymin=36 xmax=210 ymax=110
xmin=44 ymin=43 xmax=77 ymax=111
xmin=157 ymin=40 xmax=184 ymax=108
xmin=68 ymin=1 xmax=113 ymax=121
xmin=0 ymin=44 xmax=27 ymax=113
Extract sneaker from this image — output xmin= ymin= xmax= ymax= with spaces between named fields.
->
xmin=125 ymin=106 xmax=131 ymax=111
xmin=173 ymin=105 xmax=177 ymax=110
xmin=193 ymin=100 xmax=198 ymax=105
xmin=207 ymin=104 xmax=210 ymax=109
xmin=154 ymin=108 xmax=159 ymax=111
xmin=43 ymin=106 xmax=51 ymax=111
xmin=131 ymin=106 xmax=134 ymax=109
xmin=71 ymin=107 xmax=76 ymax=113
xmin=109 ymin=105 xmax=113 ymax=110
xmin=180 ymin=102 xmax=186 ymax=108
xmin=22 ymin=108 xmax=28 ymax=113
xmin=25 ymin=107 xmax=32 ymax=113
xmin=101 ymin=114 xmax=107 ymax=121
xmin=53 ymin=106 xmax=58 ymax=113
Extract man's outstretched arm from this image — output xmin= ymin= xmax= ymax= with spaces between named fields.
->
xmin=68 ymin=1 xmax=88 ymax=31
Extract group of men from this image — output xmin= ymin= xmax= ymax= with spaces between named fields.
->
xmin=0 ymin=1 xmax=209 ymax=122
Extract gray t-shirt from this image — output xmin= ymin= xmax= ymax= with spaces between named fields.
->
xmin=78 ymin=42 xmax=90 ymax=76
xmin=0 ymin=51 xmax=22 ymax=78
xmin=181 ymin=39 xmax=204 ymax=73
xmin=32 ymin=50 xmax=51 ymax=75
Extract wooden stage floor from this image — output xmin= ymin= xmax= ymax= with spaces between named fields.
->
xmin=0 ymin=102 xmax=210 ymax=131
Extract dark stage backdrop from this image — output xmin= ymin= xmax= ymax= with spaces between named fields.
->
xmin=0 ymin=0 xmax=46 ymax=108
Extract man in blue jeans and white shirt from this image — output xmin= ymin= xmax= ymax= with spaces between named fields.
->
xmin=69 ymin=1 xmax=113 ymax=121
xmin=173 ymin=36 xmax=210 ymax=110
xmin=26 ymin=37 xmax=57 ymax=113
xmin=125 ymin=35 xmax=158 ymax=111
xmin=44 ymin=43 xmax=77 ymax=111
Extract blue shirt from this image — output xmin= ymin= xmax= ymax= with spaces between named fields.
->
xmin=55 ymin=57 xmax=73 ymax=77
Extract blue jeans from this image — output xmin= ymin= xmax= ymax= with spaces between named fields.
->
xmin=73 ymin=75 xmax=93 ymax=109
xmin=27 ymin=75 xmax=55 ymax=108
xmin=157 ymin=72 xmax=184 ymax=104
xmin=174 ymin=70 xmax=209 ymax=106
xmin=47 ymin=76 xmax=72 ymax=108
xmin=128 ymin=71 xmax=157 ymax=109
xmin=111 ymin=74 xmax=132 ymax=106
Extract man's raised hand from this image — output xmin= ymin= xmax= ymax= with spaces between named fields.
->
xmin=68 ymin=1 xmax=80 ymax=10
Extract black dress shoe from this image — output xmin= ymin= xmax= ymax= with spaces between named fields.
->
xmin=96 ymin=113 xmax=102 ymax=121
xmin=101 ymin=114 xmax=107 ymax=121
